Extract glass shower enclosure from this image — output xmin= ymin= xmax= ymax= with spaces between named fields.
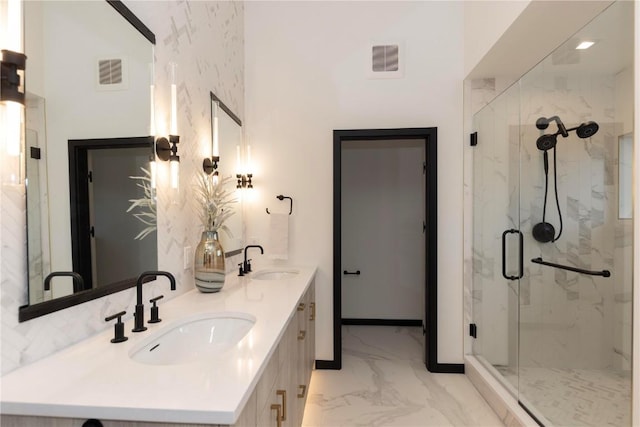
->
xmin=471 ymin=2 xmax=634 ymax=425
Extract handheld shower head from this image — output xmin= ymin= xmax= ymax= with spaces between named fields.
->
xmin=536 ymin=134 xmax=557 ymax=151
xmin=575 ymin=121 xmax=599 ymax=139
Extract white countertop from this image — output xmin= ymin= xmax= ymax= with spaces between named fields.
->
xmin=1 ymin=265 xmax=317 ymax=425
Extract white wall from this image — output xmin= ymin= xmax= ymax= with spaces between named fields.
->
xmin=463 ymin=0 xmax=530 ymax=77
xmin=245 ymin=1 xmax=465 ymax=363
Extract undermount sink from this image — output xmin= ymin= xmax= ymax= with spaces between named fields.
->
xmin=129 ymin=312 xmax=256 ymax=365
xmin=251 ymin=269 xmax=299 ymax=281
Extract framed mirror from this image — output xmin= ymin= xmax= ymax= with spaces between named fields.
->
xmin=210 ymin=91 xmax=243 ymax=256
xmin=20 ymin=1 xmax=156 ymax=321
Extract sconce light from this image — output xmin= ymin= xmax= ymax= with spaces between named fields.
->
xmin=1 ymin=0 xmax=26 ymax=183
xmin=1 ymin=50 xmax=26 ymax=164
xmin=203 ymin=100 xmax=220 ymax=176
xmin=237 ymin=172 xmax=253 ymax=189
xmin=1 ymin=49 xmax=26 ymax=105
xmin=154 ymin=63 xmax=180 ymax=190
xmin=155 ymin=134 xmax=180 ymax=189
xmin=236 ymin=145 xmax=253 ymax=189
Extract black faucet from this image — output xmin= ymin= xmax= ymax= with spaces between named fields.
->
xmin=44 ymin=272 xmax=85 ymax=293
xmin=243 ymin=245 xmax=264 ymax=274
xmin=133 ymin=271 xmax=176 ymax=332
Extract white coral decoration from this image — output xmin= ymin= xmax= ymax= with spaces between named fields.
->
xmin=126 ymin=167 xmax=157 ymax=240
xmin=194 ymin=172 xmax=237 ymax=236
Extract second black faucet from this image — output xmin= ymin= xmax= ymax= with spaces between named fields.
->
xmin=241 ymin=245 xmax=264 ymax=276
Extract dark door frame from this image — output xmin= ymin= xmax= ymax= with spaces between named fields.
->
xmin=317 ymin=127 xmax=462 ymax=373
xmin=68 ymin=136 xmax=153 ymax=291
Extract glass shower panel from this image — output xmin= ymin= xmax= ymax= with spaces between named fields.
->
xmin=518 ymin=2 xmax=633 ymax=425
xmin=471 ymin=83 xmax=520 ymax=394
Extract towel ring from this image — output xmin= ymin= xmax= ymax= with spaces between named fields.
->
xmin=266 ymin=195 xmax=293 ymax=215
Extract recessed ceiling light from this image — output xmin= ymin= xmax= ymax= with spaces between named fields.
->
xmin=576 ymin=41 xmax=595 ymax=50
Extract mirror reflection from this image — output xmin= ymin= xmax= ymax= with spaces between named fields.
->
xmin=22 ymin=1 xmax=156 ymax=318
xmin=210 ymin=92 xmax=243 ymax=255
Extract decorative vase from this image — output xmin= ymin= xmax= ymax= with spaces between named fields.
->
xmin=194 ymin=230 xmax=226 ymax=293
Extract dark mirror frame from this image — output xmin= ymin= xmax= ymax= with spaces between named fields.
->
xmin=210 ymin=91 xmax=243 ymax=258
xmin=19 ymin=1 xmax=156 ymax=322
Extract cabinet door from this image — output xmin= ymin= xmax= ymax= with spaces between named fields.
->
xmin=231 ymin=386 xmax=257 ymax=427
xmin=258 ymin=319 xmax=297 ymax=427
xmin=289 ymin=283 xmax=315 ymax=425
xmin=304 ymin=282 xmax=316 ymax=384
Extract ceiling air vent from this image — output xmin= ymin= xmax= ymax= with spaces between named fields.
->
xmin=96 ymin=58 xmax=128 ymax=91
xmin=368 ymin=43 xmax=403 ymax=79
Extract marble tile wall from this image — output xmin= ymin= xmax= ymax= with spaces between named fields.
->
xmin=0 ymin=1 xmax=244 ymax=375
xmin=468 ymin=70 xmax=633 ymax=373
xmin=518 ymin=72 xmax=631 ymax=371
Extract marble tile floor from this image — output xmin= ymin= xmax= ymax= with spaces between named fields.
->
xmin=496 ymin=366 xmax=631 ymax=427
xmin=302 ymin=325 xmax=503 ymax=426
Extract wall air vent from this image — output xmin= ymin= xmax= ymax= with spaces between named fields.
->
xmin=368 ymin=42 xmax=403 ymax=79
xmin=98 ymin=59 xmax=123 ymax=85
xmin=372 ymin=45 xmax=399 ymax=72
xmin=96 ymin=58 xmax=128 ymax=91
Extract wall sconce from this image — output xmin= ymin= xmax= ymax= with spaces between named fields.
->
xmin=1 ymin=49 xmax=26 ymax=105
xmin=1 ymin=0 xmax=25 ymax=185
xmin=203 ymin=100 xmax=220 ymax=177
xmin=1 ymin=49 xmax=26 ymax=160
xmin=156 ymin=134 xmax=180 ymax=189
xmin=236 ymin=145 xmax=253 ymax=189
xmin=154 ymin=63 xmax=179 ymax=190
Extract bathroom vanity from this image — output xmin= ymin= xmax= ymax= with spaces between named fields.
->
xmin=1 ymin=266 xmax=316 ymax=427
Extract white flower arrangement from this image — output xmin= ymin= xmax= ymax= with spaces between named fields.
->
xmin=126 ymin=167 xmax=157 ymax=240
xmin=194 ymin=172 xmax=237 ymax=236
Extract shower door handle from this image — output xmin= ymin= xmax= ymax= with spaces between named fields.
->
xmin=502 ymin=229 xmax=523 ymax=280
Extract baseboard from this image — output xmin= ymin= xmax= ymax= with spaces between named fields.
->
xmin=430 ymin=363 xmax=464 ymax=374
xmin=315 ymin=359 xmax=341 ymax=370
xmin=341 ymin=318 xmax=422 ymax=327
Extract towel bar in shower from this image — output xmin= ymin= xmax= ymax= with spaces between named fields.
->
xmin=531 ymin=257 xmax=611 ymax=277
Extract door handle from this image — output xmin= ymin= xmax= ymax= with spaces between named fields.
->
xmin=502 ymin=229 xmax=523 ymax=280
xmin=343 ymin=270 xmax=361 ymax=275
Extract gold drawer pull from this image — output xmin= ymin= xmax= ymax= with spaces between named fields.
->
xmin=298 ymin=330 xmax=306 ymax=340
xmin=297 ymin=384 xmax=307 ymax=398
xmin=277 ymin=389 xmax=287 ymax=421
xmin=297 ymin=302 xmax=305 ymax=311
xmin=310 ymin=302 xmax=316 ymax=321
xmin=271 ymin=404 xmax=282 ymax=427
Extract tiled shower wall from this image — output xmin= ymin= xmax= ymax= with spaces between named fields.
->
xmin=469 ymin=71 xmax=633 ymax=372
xmin=519 ymin=72 xmax=632 ymax=371
xmin=0 ymin=1 xmax=244 ymax=375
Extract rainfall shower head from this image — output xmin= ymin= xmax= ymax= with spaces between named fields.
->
xmin=575 ymin=121 xmax=599 ymax=139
